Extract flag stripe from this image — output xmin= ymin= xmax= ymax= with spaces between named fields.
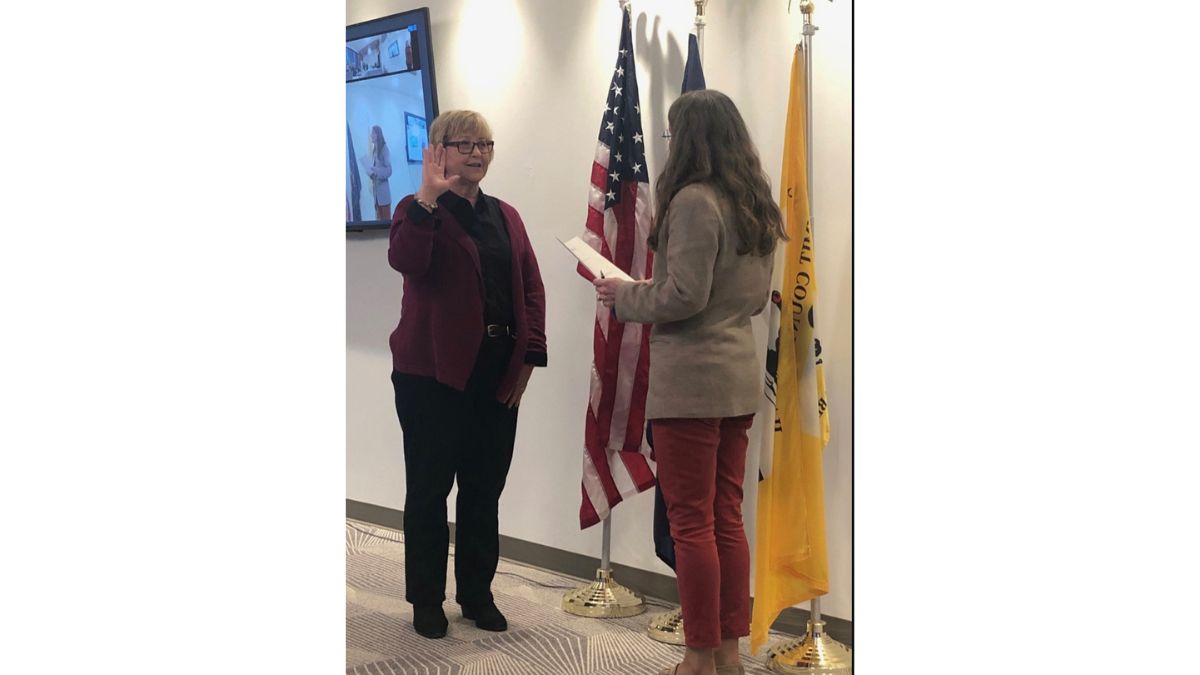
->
xmin=594 ymin=319 xmax=627 ymax=451
xmin=585 ymin=410 xmax=622 ymax=500
xmin=623 ymin=325 xmax=653 ymax=458
xmin=590 ymin=162 xmax=610 ymax=194
xmin=579 ymin=479 xmax=602 ymax=527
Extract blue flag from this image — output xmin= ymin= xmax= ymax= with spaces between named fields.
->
xmin=681 ymin=34 xmax=707 ymax=93
xmin=652 ymin=32 xmax=706 ymax=571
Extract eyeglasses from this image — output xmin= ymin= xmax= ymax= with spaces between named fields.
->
xmin=442 ymin=139 xmax=495 ymax=155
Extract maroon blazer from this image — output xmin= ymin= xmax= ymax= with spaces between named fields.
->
xmin=387 ymin=193 xmax=547 ymax=400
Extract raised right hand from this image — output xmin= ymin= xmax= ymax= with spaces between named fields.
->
xmin=416 ymin=144 xmax=458 ymax=203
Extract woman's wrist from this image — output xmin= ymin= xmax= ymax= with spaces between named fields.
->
xmin=414 ymin=191 xmax=439 ymax=212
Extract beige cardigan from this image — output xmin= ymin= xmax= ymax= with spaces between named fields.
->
xmin=615 ymin=183 xmax=773 ymax=419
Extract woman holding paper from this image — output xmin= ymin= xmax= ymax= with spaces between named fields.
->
xmin=387 ymin=110 xmax=547 ymax=640
xmin=594 ymin=90 xmax=785 ymax=675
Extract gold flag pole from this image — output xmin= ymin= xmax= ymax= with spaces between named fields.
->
xmin=562 ymin=0 xmax=647 ymax=621
xmin=765 ymin=1 xmax=852 ymax=673
xmin=646 ymin=0 xmax=710 ymax=647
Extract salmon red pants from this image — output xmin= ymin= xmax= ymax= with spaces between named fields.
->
xmin=651 ymin=414 xmax=755 ymax=649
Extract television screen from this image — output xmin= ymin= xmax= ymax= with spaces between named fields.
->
xmin=347 ymin=8 xmax=438 ymax=231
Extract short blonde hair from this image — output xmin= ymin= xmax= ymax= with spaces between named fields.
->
xmin=427 ymin=110 xmax=493 ymax=145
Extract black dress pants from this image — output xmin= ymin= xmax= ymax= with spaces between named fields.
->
xmin=391 ymin=339 xmax=517 ymax=607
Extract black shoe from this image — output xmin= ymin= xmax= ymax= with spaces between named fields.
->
xmin=412 ymin=604 xmax=448 ymax=639
xmin=461 ymin=601 xmax=508 ymax=631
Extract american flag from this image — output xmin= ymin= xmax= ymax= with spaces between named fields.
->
xmin=577 ymin=5 xmax=655 ymax=529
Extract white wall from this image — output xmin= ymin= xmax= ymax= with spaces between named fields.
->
xmin=347 ymin=0 xmax=853 ymax=621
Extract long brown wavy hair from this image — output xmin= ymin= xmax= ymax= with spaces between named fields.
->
xmin=648 ymin=90 xmax=786 ymax=256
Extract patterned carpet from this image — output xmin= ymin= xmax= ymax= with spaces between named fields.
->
xmin=346 ymin=519 xmax=788 ymax=674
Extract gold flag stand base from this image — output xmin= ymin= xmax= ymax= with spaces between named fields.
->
xmin=767 ymin=620 xmax=852 ymax=674
xmin=561 ymin=568 xmax=646 ymax=618
xmin=646 ymin=607 xmax=686 ymax=644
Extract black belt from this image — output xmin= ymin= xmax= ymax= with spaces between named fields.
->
xmin=485 ymin=324 xmax=513 ymax=338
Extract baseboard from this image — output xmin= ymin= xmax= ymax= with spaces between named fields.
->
xmin=346 ymin=498 xmax=852 ymax=647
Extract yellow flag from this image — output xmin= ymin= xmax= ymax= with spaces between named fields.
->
xmin=750 ymin=43 xmax=831 ymax=654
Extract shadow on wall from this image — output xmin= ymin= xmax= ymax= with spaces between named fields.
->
xmin=635 ymin=11 xmax=684 ymax=154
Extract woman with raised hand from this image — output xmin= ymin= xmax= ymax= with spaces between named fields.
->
xmin=387 ymin=110 xmax=547 ymax=640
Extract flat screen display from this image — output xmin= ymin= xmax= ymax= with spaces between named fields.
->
xmin=347 ymin=8 xmax=438 ymax=231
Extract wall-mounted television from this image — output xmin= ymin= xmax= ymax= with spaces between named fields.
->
xmin=347 ymin=8 xmax=439 ymax=232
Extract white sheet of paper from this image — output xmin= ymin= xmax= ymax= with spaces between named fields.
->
xmin=557 ymin=236 xmax=635 ymax=282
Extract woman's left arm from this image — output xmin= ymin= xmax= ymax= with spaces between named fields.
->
xmin=519 ymin=224 xmax=548 ymax=365
xmin=375 ymin=146 xmax=392 ymax=180
xmin=608 ymin=186 xmax=720 ymax=324
xmin=501 ymin=222 xmax=546 ymax=408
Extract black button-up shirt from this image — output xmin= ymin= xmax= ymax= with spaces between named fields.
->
xmin=405 ymin=190 xmax=513 ymax=328
xmin=438 ymin=189 xmax=514 ymax=329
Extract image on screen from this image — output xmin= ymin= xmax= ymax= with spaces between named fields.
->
xmin=347 ymin=10 xmax=437 ymax=231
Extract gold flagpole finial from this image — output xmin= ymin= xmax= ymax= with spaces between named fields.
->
xmin=694 ymin=0 xmax=709 ymax=17
xmin=791 ymin=0 xmax=831 ymax=14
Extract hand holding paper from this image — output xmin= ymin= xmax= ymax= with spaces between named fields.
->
xmin=594 ymin=276 xmax=615 ymax=307
xmin=557 ymin=236 xmax=634 ymax=282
